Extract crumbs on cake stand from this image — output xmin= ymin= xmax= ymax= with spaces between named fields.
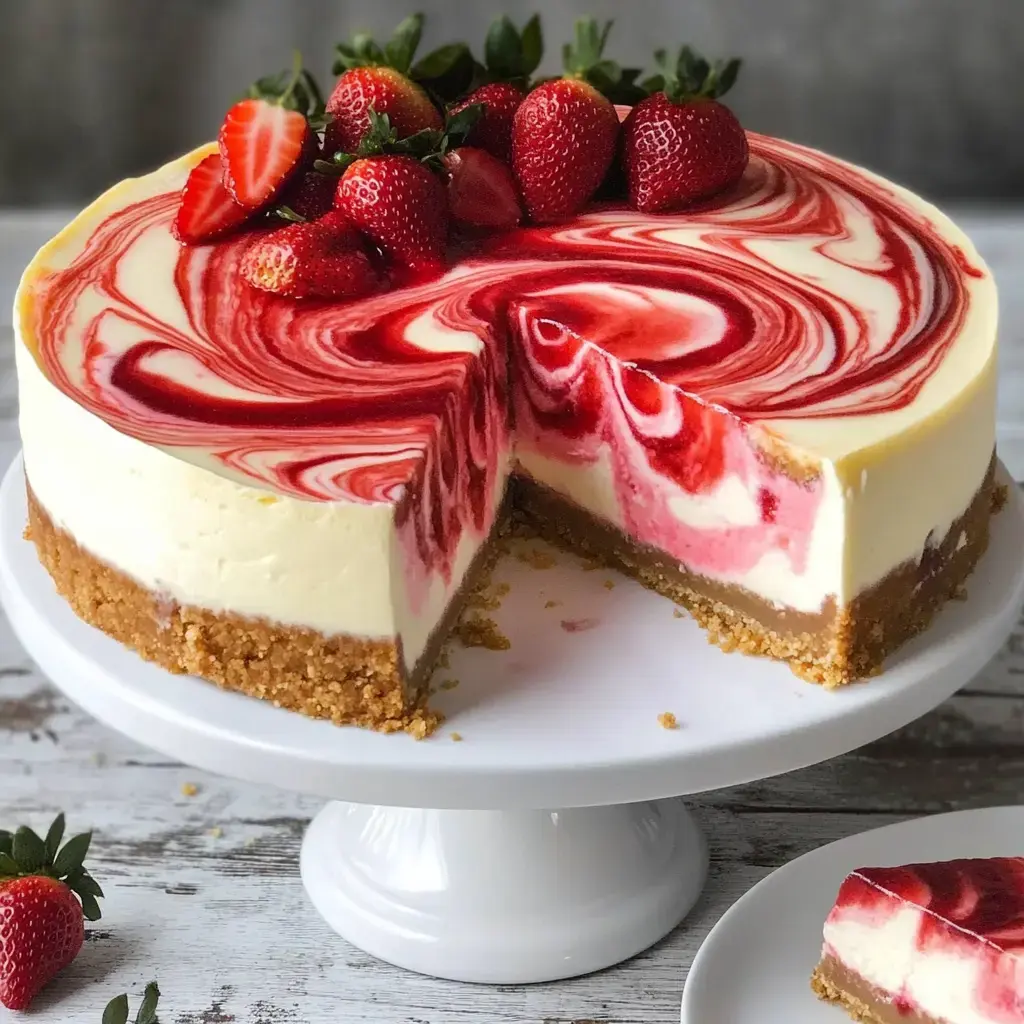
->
xmin=455 ymin=615 xmax=511 ymax=650
xmin=658 ymin=712 xmax=680 ymax=730
xmin=560 ymin=617 xmax=600 ymax=633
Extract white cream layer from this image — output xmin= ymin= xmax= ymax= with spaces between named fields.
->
xmin=824 ymin=910 xmax=1018 ymax=1024
xmin=16 ymin=336 xmax=494 ymax=668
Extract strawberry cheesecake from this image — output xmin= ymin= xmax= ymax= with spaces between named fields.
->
xmin=813 ymin=859 xmax=1024 ymax=1024
xmin=13 ymin=18 xmax=1000 ymax=733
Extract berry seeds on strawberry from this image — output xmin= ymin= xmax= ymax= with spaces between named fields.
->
xmin=219 ymin=52 xmax=326 ymax=209
xmin=0 ymin=813 xmax=104 ymax=1011
xmin=447 ymin=15 xmax=543 ymax=163
xmin=326 ymin=15 xmax=444 ymax=155
xmin=241 ymin=211 xmax=382 ymax=300
xmin=510 ymin=18 xmax=621 ymax=223
xmin=173 ymin=153 xmax=252 ymax=244
xmin=623 ymin=46 xmax=748 ymax=212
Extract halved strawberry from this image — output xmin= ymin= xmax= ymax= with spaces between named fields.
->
xmin=443 ymin=147 xmax=522 ymax=229
xmin=240 ymin=211 xmax=381 ymax=300
xmin=173 ymin=153 xmax=252 ymax=244
xmin=219 ymin=98 xmax=312 ymax=209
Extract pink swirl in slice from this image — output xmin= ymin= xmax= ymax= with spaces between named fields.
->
xmin=27 ymin=133 xmax=981 ymax=593
xmin=829 ymin=859 xmax=1024 ymax=1021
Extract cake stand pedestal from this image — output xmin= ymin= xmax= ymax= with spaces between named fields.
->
xmin=3 ymin=454 xmax=1022 ymax=984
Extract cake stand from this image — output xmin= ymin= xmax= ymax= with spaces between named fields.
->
xmin=2 ymin=454 xmax=1023 ymax=985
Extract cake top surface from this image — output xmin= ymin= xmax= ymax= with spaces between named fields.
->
xmin=834 ymin=858 xmax=1024 ymax=952
xmin=16 ymin=132 xmax=995 ymax=502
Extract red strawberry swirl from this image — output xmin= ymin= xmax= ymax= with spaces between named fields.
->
xmin=26 ymin=134 xmax=983 ymax=588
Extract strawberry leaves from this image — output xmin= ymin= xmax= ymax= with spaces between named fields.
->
xmin=562 ymin=17 xmax=646 ymax=103
xmin=642 ymin=46 xmax=742 ymax=104
xmin=0 ymin=814 xmax=104 ymax=921
xmin=103 ymin=982 xmax=160 ymax=1024
xmin=333 ymin=13 xmax=475 ymax=103
xmin=317 ymin=105 xmax=484 ymax=176
xmin=244 ymin=50 xmax=328 ymax=126
xmin=483 ymin=14 xmax=543 ymax=87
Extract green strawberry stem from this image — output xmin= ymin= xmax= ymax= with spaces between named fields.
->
xmin=641 ymin=45 xmax=742 ymax=103
xmin=332 ymin=13 xmax=477 ymax=104
xmin=479 ymin=14 xmax=543 ymax=89
xmin=315 ymin=104 xmax=484 ymax=176
xmin=102 ymin=982 xmax=160 ymax=1024
xmin=243 ymin=52 xmax=328 ymax=126
xmin=560 ymin=17 xmax=646 ymax=103
xmin=0 ymin=813 xmax=104 ymax=922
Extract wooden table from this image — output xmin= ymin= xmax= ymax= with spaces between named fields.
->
xmin=1 ymin=210 xmax=1023 ymax=1023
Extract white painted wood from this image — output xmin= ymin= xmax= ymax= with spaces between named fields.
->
xmin=2 ymin=212 xmax=1024 ymax=1020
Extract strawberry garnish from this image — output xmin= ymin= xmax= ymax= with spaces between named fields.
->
xmin=0 ymin=814 xmax=103 ymax=1010
xmin=326 ymin=15 xmax=449 ymax=156
xmin=173 ymin=153 xmax=252 ymax=244
xmin=336 ymin=153 xmax=448 ymax=280
xmin=276 ymin=171 xmax=338 ymax=222
xmin=219 ymin=53 xmax=325 ymax=209
xmin=443 ymin=147 xmax=522 ymax=229
xmin=623 ymin=47 xmax=748 ymax=212
xmin=103 ymin=981 xmax=161 ymax=1024
xmin=510 ymin=19 xmax=621 ymax=223
xmin=240 ymin=211 xmax=381 ymax=300
xmin=450 ymin=83 xmax=524 ymax=164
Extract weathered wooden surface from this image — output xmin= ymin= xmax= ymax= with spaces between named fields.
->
xmin=1 ymin=213 xmax=1024 ymax=1023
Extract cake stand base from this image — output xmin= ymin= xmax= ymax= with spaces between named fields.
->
xmin=300 ymin=799 xmax=707 ymax=984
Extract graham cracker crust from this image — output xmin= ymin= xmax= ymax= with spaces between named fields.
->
xmin=23 ymin=451 xmax=1000 ymax=730
xmin=812 ymin=954 xmax=941 ymax=1024
xmin=511 ymin=454 xmax=999 ymax=687
xmin=24 ymin=483 xmax=501 ymax=738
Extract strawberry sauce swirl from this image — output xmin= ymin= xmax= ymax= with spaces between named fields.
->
xmin=28 ymin=134 xmax=977 ymax=584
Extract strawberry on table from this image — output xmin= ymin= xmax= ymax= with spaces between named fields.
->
xmin=241 ymin=211 xmax=381 ymax=300
xmin=623 ymin=46 xmax=748 ymax=212
xmin=0 ymin=813 xmax=104 ymax=1011
xmin=510 ymin=18 xmax=622 ymax=223
xmin=173 ymin=153 xmax=252 ymax=244
xmin=326 ymin=15 xmax=445 ymax=155
xmin=219 ymin=52 xmax=325 ymax=209
xmin=443 ymin=147 xmax=522 ymax=229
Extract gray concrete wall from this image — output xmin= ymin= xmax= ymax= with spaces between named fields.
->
xmin=2 ymin=0 xmax=1022 ymax=205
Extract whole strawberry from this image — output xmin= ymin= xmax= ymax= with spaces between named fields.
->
xmin=623 ymin=47 xmax=748 ymax=212
xmin=0 ymin=814 xmax=103 ymax=1011
xmin=450 ymin=83 xmax=524 ymax=164
xmin=241 ymin=211 xmax=381 ymax=300
xmin=326 ymin=16 xmax=443 ymax=155
xmin=511 ymin=19 xmax=621 ymax=222
xmin=336 ymin=154 xmax=448 ymax=280
xmin=276 ymin=171 xmax=338 ymax=222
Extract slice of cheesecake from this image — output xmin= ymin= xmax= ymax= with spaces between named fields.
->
xmin=813 ymin=858 xmax=1024 ymax=1024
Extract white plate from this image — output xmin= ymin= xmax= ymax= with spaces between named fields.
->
xmin=3 ymin=453 xmax=1023 ymax=809
xmin=682 ymin=806 xmax=1024 ymax=1023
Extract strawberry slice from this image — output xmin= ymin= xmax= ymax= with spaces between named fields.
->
xmin=219 ymin=98 xmax=311 ymax=209
xmin=173 ymin=153 xmax=252 ymax=244
xmin=443 ymin=147 xmax=522 ymax=229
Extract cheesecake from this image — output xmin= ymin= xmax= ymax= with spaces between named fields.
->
xmin=13 ymin=54 xmax=999 ymax=733
xmin=813 ymin=859 xmax=1024 ymax=1024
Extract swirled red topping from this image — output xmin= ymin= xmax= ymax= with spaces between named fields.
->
xmin=26 ymin=133 xmax=981 ymax=588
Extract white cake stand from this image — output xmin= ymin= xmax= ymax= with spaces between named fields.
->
xmin=2 ymin=454 xmax=1023 ymax=985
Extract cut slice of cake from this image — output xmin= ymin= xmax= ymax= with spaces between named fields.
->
xmin=813 ymin=859 xmax=1024 ymax=1024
